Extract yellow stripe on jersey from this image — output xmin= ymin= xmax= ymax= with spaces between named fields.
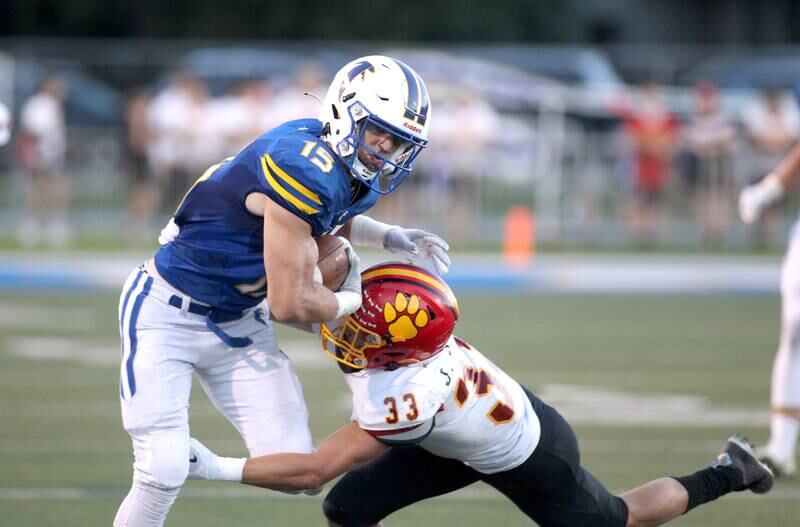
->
xmin=265 ymin=154 xmax=323 ymax=205
xmin=260 ymin=155 xmax=320 ymax=215
xmin=361 ymin=267 xmax=459 ymax=315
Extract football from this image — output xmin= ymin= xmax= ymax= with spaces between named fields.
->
xmin=315 ymin=235 xmax=351 ymax=291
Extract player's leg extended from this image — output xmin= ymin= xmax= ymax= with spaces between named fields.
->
xmin=114 ymin=268 xmax=197 ymax=527
xmin=625 ymin=434 xmax=772 ymax=527
xmin=760 ymin=228 xmax=800 ymax=476
xmin=481 ymin=392 xmax=628 ymax=527
xmin=485 ymin=393 xmax=770 ymax=527
xmin=323 ymin=446 xmax=482 ymax=526
xmin=196 ymin=313 xmax=314 ymax=456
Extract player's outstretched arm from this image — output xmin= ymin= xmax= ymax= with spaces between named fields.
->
xmin=244 ymin=422 xmax=388 ymax=491
xmin=189 ymin=423 xmax=388 ymax=492
xmin=262 ymin=197 xmax=361 ymax=323
xmin=344 ymin=215 xmax=451 ymax=276
xmin=739 ymin=142 xmax=800 ymax=224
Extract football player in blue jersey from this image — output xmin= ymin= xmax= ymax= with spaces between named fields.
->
xmin=114 ymin=55 xmax=450 ymax=527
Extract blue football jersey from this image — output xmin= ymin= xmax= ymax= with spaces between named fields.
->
xmin=154 ymin=119 xmax=379 ymax=312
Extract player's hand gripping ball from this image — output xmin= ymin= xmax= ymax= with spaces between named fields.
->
xmin=315 ymin=235 xmax=352 ymax=291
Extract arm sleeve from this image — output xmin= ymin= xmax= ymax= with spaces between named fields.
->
xmin=256 ymin=136 xmax=334 ymax=234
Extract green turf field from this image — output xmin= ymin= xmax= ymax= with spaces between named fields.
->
xmin=1 ymin=290 xmax=798 ymax=526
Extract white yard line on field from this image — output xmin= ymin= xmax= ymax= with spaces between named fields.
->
xmin=4 ymin=336 xmax=328 ymax=368
xmin=0 ymin=302 xmax=97 ymax=331
xmin=537 ymin=384 xmax=769 ymax=427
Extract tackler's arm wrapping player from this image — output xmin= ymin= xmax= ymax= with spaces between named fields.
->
xmin=739 ymin=140 xmax=800 ymax=478
xmin=114 ymin=56 xmax=448 ymax=527
xmin=189 ymin=263 xmax=774 ymax=527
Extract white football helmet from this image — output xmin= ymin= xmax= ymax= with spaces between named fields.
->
xmin=319 ymin=55 xmax=430 ymax=194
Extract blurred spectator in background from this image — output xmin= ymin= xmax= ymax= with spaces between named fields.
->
xmin=0 ymin=100 xmax=10 ymax=147
xmin=146 ymin=72 xmax=210 ymax=212
xmin=208 ymin=80 xmax=271 ymax=159
xmin=741 ymin=87 xmax=800 ymax=246
xmin=15 ymin=75 xmax=69 ymax=248
xmin=679 ymin=82 xmax=737 ymax=247
xmin=264 ymin=62 xmax=327 ymax=130
xmin=411 ymin=88 xmax=500 ymax=239
xmin=124 ymin=88 xmax=160 ymax=239
xmin=623 ymin=82 xmax=680 ymax=246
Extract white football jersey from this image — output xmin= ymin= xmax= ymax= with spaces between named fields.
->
xmin=345 ymin=336 xmax=540 ymax=474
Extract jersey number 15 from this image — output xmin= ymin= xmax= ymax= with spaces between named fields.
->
xmin=300 ymin=141 xmax=334 ymax=173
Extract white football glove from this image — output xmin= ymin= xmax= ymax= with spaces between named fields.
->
xmin=333 ymin=239 xmax=362 ymax=319
xmin=187 ymin=438 xmax=219 ymax=481
xmin=158 ymin=217 xmax=180 ymax=245
xmin=384 ymin=228 xmax=451 ymax=276
xmin=739 ymin=174 xmax=784 ymax=224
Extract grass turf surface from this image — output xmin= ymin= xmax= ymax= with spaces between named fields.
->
xmin=1 ymin=290 xmax=798 ymax=526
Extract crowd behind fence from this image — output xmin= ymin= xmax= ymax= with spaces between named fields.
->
xmin=1 ymin=42 xmax=799 ymax=251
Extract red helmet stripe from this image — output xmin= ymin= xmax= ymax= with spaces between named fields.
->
xmin=361 ymin=266 xmax=459 ymax=315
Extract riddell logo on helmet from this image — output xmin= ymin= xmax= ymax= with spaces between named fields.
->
xmin=403 ymin=122 xmax=422 ymax=133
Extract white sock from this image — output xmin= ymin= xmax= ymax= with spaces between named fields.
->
xmin=113 ymin=480 xmax=180 ymax=527
xmin=768 ymin=413 xmax=800 ymax=459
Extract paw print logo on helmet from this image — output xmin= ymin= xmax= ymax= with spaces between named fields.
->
xmin=320 ymin=262 xmax=458 ymax=371
xmin=384 ymin=291 xmax=429 ymax=341
xmin=319 ymin=55 xmax=430 ymax=195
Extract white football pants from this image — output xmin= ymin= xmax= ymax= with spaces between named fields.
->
xmin=114 ymin=266 xmax=313 ymax=526
xmin=773 ymin=221 xmax=800 ymax=409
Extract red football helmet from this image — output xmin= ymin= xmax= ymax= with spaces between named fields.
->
xmin=320 ymin=262 xmax=459 ymax=370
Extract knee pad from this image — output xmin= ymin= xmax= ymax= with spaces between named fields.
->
xmin=132 ymin=429 xmax=190 ymax=489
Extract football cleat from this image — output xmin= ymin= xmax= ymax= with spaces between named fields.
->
xmin=710 ymin=434 xmax=774 ymax=494
xmin=187 ymin=437 xmax=218 ymax=481
xmin=755 ymin=445 xmax=797 ymax=479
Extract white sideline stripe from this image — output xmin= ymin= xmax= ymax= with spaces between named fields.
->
xmin=0 ymin=252 xmax=783 ymax=293
xmin=2 ymin=486 xmax=799 ymax=501
xmin=0 ymin=303 xmax=96 ymax=331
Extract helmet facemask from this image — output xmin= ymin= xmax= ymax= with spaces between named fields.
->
xmin=320 ymin=315 xmax=433 ymax=372
xmin=319 ymin=56 xmax=431 ymax=195
xmin=320 ymin=317 xmax=383 ymax=371
xmin=337 ymin=103 xmax=426 ymax=195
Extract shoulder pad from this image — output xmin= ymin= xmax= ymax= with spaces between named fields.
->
xmin=258 ymin=133 xmax=340 ymax=219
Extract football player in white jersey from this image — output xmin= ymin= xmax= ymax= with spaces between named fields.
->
xmin=739 ymin=140 xmax=800 ymax=477
xmin=188 ymin=263 xmax=773 ymax=527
